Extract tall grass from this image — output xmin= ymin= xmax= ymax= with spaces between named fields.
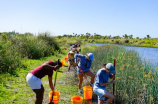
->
xmin=81 ymin=45 xmax=158 ymax=103
xmin=0 ymin=32 xmax=60 ymax=73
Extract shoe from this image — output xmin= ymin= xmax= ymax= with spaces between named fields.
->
xmin=78 ymin=91 xmax=83 ymax=94
xmin=90 ymin=84 xmax=93 ymax=87
xmin=66 ymin=71 xmax=70 ymax=73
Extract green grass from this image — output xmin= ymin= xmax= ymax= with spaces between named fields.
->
xmin=1 ymin=43 xmax=158 ymax=104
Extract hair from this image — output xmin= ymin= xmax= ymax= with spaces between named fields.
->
xmin=103 ymin=63 xmax=107 ymax=67
xmin=54 ymin=61 xmax=62 ymax=67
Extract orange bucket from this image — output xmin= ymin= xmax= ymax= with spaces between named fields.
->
xmin=65 ymin=56 xmax=68 ymax=61
xmin=48 ymin=91 xmax=60 ymax=104
xmin=83 ymin=86 xmax=93 ymax=100
xmin=61 ymin=60 xmax=65 ymax=66
xmin=71 ymin=96 xmax=83 ymax=104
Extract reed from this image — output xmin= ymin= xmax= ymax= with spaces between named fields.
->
xmin=81 ymin=45 xmax=158 ymax=103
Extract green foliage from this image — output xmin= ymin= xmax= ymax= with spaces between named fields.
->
xmin=0 ymin=40 xmax=21 ymax=73
xmin=0 ymin=32 xmax=61 ymax=73
xmin=81 ymin=45 xmax=158 ymax=103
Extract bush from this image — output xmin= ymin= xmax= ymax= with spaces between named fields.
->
xmin=0 ymin=40 xmax=21 ymax=73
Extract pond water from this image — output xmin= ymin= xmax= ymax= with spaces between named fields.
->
xmin=88 ymin=43 xmax=158 ymax=68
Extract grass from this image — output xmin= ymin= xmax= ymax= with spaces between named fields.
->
xmin=0 ymin=49 xmax=89 ymax=104
xmin=1 ymin=42 xmax=158 ymax=104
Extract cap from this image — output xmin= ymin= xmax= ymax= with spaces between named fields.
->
xmin=88 ymin=53 xmax=94 ymax=61
xmin=69 ymin=51 xmax=74 ymax=54
xmin=106 ymin=63 xmax=116 ymax=74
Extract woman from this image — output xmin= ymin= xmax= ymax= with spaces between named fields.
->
xmin=26 ymin=60 xmax=62 ymax=104
xmin=74 ymin=53 xmax=95 ymax=94
xmin=67 ymin=51 xmax=76 ymax=72
xmin=93 ymin=63 xmax=116 ymax=104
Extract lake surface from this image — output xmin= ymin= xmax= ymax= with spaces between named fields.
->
xmin=88 ymin=43 xmax=158 ymax=67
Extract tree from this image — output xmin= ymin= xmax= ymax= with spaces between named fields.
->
xmin=147 ymin=35 xmax=150 ymax=39
xmin=123 ymin=34 xmax=128 ymax=39
xmin=129 ymin=34 xmax=133 ymax=39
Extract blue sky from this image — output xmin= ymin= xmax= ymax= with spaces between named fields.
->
xmin=0 ymin=0 xmax=158 ymax=38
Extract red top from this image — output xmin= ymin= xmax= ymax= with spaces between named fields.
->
xmin=30 ymin=61 xmax=54 ymax=79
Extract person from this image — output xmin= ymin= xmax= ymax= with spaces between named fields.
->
xmin=93 ymin=63 xmax=116 ymax=104
xmin=74 ymin=53 xmax=95 ymax=94
xmin=68 ymin=44 xmax=76 ymax=52
xmin=76 ymin=44 xmax=81 ymax=54
xmin=26 ymin=60 xmax=62 ymax=104
xmin=67 ymin=51 xmax=76 ymax=72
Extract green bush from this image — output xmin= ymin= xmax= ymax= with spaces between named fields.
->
xmin=14 ymin=35 xmax=52 ymax=59
xmin=0 ymin=40 xmax=21 ymax=73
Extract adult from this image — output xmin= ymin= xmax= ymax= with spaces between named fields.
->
xmin=26 ymin=60 xmax=62 ymax=104
xmin=93 ymin=63 xmax=116 ymax=104
xmin=74 ymin=53 xmax=95 ymax=94
xmin=67 ymin=51 xmax=76 ymax=72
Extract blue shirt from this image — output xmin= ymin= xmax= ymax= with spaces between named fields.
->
xmin=68 ymin=45 xmax=74 ymax=52
xmin=94 ymin=69 xmax=111 ymax=89
xmin=74 ymin=54 xmax=92 ymax=72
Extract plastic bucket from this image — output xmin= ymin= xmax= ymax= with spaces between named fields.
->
xmin=71 ymin=96 xmax=83 ymax=104
xmin=83 ymin=86 xmax=93 ymax=100
xmin=48 ymin=91 xmax=60 ymax=104
xmin=65 ymin=56 xmax=68 ymax=61
xmin=84 ymin=99 xmax=92 ymax=104
xmin=61 ymin=60 xmax=65 ymax=66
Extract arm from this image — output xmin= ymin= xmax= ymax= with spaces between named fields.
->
xmin=99 ymin=80 xmax=115 ymax=86
xmin=74 ymin=54 xmax=84 ymax=63
xmin=42 ymin=62 xmax=60 ymax=70
xmin=109 ymin=74 xmax=113 ymax=79
xmin=48 ymin=76 xmax=54 ymax=91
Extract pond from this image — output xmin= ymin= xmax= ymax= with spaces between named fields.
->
xmin=88 ymin=43 xmax=158 ymax=68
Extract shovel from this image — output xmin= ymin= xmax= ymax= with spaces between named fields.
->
xmin=49 ymin=59 xmax=60 ymax=104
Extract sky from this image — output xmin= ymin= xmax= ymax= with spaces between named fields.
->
xmin=0 ymin=0 xmax=158 ymax=38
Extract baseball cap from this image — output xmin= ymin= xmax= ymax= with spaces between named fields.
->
xmin=106 ymin=63 xmax=116 ymax=74
xmin=69 ymin=51 xmax=74 ymax=54
xmin=88 ymin=53 xmax=94 ymax=61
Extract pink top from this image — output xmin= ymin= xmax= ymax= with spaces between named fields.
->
xmin=30 ymin=61 xmax=54 ymax=79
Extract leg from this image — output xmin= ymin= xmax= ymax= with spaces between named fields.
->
xmin=98 ymin=99 xmax=104 ymax=104
xmin=32 ymin=84 xmax=44 ymax=104
xmin=68 ymin=61 xmax=71 ymax=71
xmin=77 ymin=73 xmax=83 ymax=90
xmin=103 ymin=91 xmax=114 ymax=104
xmin=84 ymin=71 xmax=95 ymax=84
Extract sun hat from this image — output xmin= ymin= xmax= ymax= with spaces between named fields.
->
xmin=106 ymin=63 xmax=116 ymax=74
xmin=87 ymin=53 xmax=94 ymax=61
xmin=69 ymin=51 xmax=74 ymax=54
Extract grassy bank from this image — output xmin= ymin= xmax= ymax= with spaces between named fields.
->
xmin=80 ymin=44 xmax=158 ymax=103
xmin=1 ymin=32 xmax=158 ymax=104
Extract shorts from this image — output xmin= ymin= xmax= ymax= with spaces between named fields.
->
xmin=26 ymin=73 xmax=42 ymax=89
xmin=76 ymin=67 xmax=89 ymax=74
xmin=68 ymin=59 xmax=74 ymax=62
xmin=93 ymin=86 xmax=106 ymax=100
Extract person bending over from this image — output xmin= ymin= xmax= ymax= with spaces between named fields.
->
xmin=93 ymin=63 xmax=116 ymax=104
xmin=74 ymin=53 xmax=95 ymax=94
xmin=26 ymin=60 xmax=62 ymax=104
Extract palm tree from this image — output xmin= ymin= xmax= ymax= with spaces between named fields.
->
xmin=147 ymin=35 xmax=150 ymax=39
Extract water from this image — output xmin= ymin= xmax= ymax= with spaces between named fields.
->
xmin=88 ymin=43 xmax=158 ymax=67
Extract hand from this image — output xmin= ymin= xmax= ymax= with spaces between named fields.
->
xmin=55 ymin=65 xmax=60 ymax=69
xmin=110 ymin=80 xmax=115 ymax=84
xmin=80 ymin=69 xmax=83 ymax=73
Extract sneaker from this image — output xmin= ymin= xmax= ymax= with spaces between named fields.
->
xmin=90 ymin=84 xmax=93 ymax=87
xmin=78 ymin=91 xmax=83 ymax=94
